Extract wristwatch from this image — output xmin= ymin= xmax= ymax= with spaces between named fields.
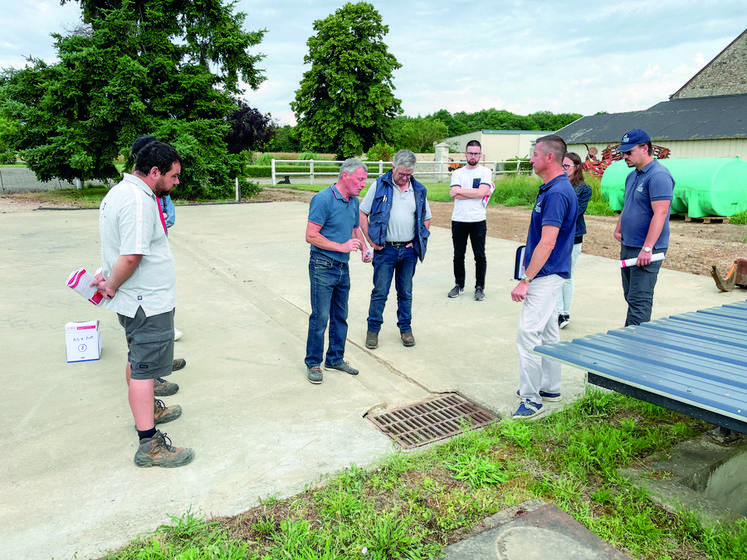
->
xmin=520 ymin=274 xmax=532 ymax=283
xmin=642 ymin=246 xmax=652 ymax=253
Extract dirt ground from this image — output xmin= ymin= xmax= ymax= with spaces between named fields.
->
xmin=3 ymin=188 xmax=746 ymax=278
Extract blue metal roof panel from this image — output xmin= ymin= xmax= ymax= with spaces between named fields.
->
xmin=535 ymin=341 xmax=746 ymax=420
xmin=533 ymin=299 xmax=747 ymax=426
xmin=606 ymin=328 xmax=745 ymax=366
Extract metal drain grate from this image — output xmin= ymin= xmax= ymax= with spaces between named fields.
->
xmin=366 ymin=393 xmax=497 ymax=449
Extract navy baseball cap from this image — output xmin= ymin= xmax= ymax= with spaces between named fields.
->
xmin=618 ymin=129 xmax=650 ymax=152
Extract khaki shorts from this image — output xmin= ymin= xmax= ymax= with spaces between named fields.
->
xmin=117 ymin=307 xmax=174 ymax=380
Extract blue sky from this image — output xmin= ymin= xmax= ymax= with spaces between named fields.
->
xmin=2 ymin=1 xmax=745 ymax=125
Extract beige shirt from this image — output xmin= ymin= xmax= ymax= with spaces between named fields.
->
xmin=99 ymin=173 xmax=176 ymax=317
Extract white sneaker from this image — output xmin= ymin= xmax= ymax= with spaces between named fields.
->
xmin=174 ymin=328 xmax=183 ymax=341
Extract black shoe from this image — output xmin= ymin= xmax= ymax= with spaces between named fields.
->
xmin=365 ymin=329 xmax=379 ymax=349
xmin=172 ymin=358 xmax=186 ymax=371
xmin=559 ymin=314 xmax=570 ymax=329
xmin=401 ymin=331 xmax=415 ymax=347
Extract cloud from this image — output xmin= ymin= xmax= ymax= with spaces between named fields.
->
xmin=2 ymin=0 xmax=745 ymax=126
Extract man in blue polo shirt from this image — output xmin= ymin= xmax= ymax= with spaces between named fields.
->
xmin=613 ymin=128 xmax=674 ymax=326
xmin=304 ymin=158 xmax=373 ymax=384
xmin=511 ymin=135 xmax=577 ymax=419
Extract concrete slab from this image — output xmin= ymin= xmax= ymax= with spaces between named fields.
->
xmin=1 ymin=201 xmax=744 ymax=559
xmin=443 ymin=501 xmax=631 ymax=559
xmin=620 ymin=434 xmax=747 ymax=521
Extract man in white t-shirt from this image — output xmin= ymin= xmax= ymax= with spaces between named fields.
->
xmin=448 ymin=140 xmax=494 ymax=301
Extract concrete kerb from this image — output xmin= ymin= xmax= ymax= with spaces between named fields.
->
xmin=1 ymin=201 xmax=744 ymax=559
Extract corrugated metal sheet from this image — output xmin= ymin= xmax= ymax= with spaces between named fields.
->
xmin=533 ymin=301 xmax=747 ymax=434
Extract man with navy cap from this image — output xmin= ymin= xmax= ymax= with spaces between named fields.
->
xmin=613 ymin=129 xmax=674 ymax=326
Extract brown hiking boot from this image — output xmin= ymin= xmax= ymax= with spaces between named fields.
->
xmin=134 ymin=430 xmax=194 ymax=468
xmin=172 ymin=358 xmax=187 ymax=371
xmin=154 ymin=398 xmax=182 ymax=424
xmin=401 ymin=331 xmax=415 ymax=347
xmin=154 ymin=377 xmax=179 ymax=397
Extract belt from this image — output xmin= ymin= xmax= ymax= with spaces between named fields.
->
xmin=387 ymin=240 xmax=413 ymax=247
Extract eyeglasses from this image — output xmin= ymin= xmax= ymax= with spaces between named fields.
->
xmin=466 ymin=151 xmax=481 ymax=156
xmin=562 ymin=164 xmax=573 ymax=169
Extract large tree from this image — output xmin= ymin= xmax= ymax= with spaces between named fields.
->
xmin=224 ymin=100 xmax=273 ymax=154
xmin=291 ymin=2 xmax=401 ymax=159
xmin=0 ymin=0 xmax=265 ymax=197
xmin=390 ymin=116 xmax=448 ymax=153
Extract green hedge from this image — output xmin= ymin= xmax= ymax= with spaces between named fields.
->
xmin=245 ymin=166 xmax=272 ymax=177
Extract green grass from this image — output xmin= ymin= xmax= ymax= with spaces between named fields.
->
xmin=27 ymin=185 xmax=111 ymax=208
xmin=729 ymin=209 xmax=747 ymax=225
xmin=100 ymin=388 xmax=747 ymax=560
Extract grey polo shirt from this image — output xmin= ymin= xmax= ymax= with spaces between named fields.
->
xmin=361 ymin=180 xmax=432 ymax=243
xmin=99 ymin=173 xmax=176 ymax=318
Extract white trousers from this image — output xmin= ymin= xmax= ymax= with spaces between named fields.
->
xmin=517 ymin=274 xmax=565 ymax=405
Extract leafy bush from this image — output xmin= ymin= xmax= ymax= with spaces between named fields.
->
xmin=254 ymin=153 xmax=273 ymax=166
xmin=240 ymin=179 xmax=262 ymax=198
xmin=298 ymin=151 xmax=316 ymax=160
xmin=0 ymin=150 xmax=16 ymax=165
xmin=366 ymin=142 xmax=395 ymax=162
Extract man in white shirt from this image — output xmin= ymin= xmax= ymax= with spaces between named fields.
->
xmin=448 ymin=140 xmax=494 ymax=301
xmin=93 ymin=140 xmax=194 ymax=468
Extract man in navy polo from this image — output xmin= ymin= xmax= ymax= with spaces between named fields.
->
xmin=511 ymin=135 xmax=577 ymax=419
xmin=304 ymin=158 xmax=373 ymax=384
xmin=613 ymin=128 xmax=674 ymax=326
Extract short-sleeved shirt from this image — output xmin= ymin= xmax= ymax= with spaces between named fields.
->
xmin=360 ymin=179 xmax=432 ymax=242
xmin=619 ymin=159 xmax=674 ymax=248
xmin=99 ymin=173 xmax=176 ymax=318
xmin=308 ymin=184 xmax=360 ymax=263
xmin=450 ymin=165 xmax=493 ymax=222
xmin=525 ymin=174 xmax=578 ymax=279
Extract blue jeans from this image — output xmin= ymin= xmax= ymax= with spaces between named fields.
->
xmin=305 ymin=252 xmax=350 ymax=368
xmin=367 ymin=244 xmax=418 ymax=333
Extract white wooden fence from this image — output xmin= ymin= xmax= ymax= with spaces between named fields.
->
xmin=270 ymin=159 xmax=529 ymax=185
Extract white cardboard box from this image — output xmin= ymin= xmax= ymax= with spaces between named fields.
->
xmin=65 ymin=320 xmax=101 ymax=362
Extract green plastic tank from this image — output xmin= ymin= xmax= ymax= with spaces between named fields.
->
xmin=600 ymin=157 xmax=747 ymax=218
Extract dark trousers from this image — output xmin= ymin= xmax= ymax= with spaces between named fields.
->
xmin=451 ymin=220 xmax=487 ymax=289
xmin=620 ymin=245 xmax=666 ymax=326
